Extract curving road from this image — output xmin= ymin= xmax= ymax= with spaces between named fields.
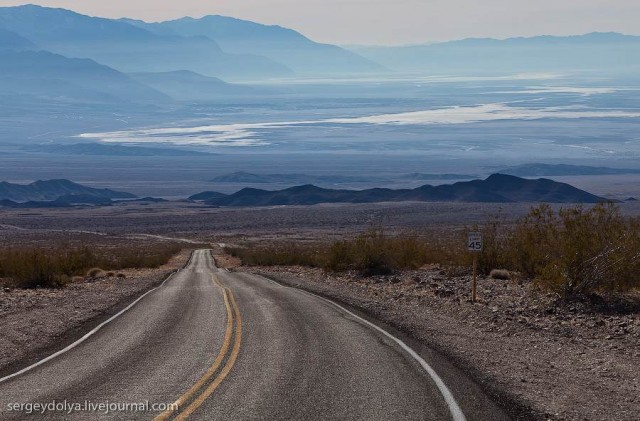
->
xmin=0 ymin=250 xmax=509 ymax=420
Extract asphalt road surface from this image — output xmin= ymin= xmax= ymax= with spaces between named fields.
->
xmin=0 ymin=250 xmax=509 ymax=420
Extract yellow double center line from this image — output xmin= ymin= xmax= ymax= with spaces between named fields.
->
xmin=155 ymin=274 xmax=242 ymax=421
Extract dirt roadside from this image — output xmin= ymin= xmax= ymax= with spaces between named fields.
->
xmin=236 ymin=263 xmax=640 ymax=421
xmin=0 ymin=249 xmax=192 ymax=377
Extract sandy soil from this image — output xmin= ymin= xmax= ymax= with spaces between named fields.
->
xmin=242 ymin=264 xmax=640 ymax=421
xmin=0 ymin=250 xmax=191 ymax=376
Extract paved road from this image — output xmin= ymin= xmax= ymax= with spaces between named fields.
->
xmin=0 ymin=250 xmax=509 ymax=420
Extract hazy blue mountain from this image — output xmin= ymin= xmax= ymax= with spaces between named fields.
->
xmin=129 ymin=70 xmax=258 ymax=101
xmin=0 ymin=50 xmax=168 ymax=103
xmin=0 ymin=179 xmax=136 ymax=202
xmin=500 ymin=163 xmax=640 ymax=177
xmin=126 ymin=15 xmax=384 ymax=75
xmin=351 ymin=32 xmax=640 ymax=75
xmin=0 ymin=27 xmax=36 ymax=51
xmin=0 ymin=5 xmax=292 ymax=80
xmin=198 ymin=174 xmax=608 ymax=207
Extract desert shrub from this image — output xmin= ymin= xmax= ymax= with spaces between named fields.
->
xmin=489 ymin=269 xmax=511 ymax=280
xmin=391 ymin=236 xmax=429 ymax=269
xmin=0 ymin=248 xmax=95 ymax=288
xmin=52 ymin=274 xmax=72 ymax=288
xmin=351 ymin=229 xmax=394 ymax=276
xmin=324 ymin=241 xmax=354 ymax=272
xmin=229 ymin=229 xmax=455 ymax=276
xmin=116 ymin=273 xmax=127 ymax=279
xmin=509 ymin=203 xmax=640 ymax=296
xmin=476 ymin=211 xmax=513 ymax=275
xmin=226 ymin=244 xmax=324 ymax=268
xmin=0 ymin=243 xmax=182 ymax=289
xmin=87 ymin=267 xmax=106 ymax=278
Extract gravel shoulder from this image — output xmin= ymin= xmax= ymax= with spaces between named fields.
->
xmin=238 ymin=264 xmax=640 ymax=421
xmin=0 ymin=250 xmax=192 ymax=377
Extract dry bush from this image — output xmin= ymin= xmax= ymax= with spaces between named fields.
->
xmin=475 ymin=211 xmax=513 ymax=275
xmin=0 ymin=243 xmax=182 ymax=289
xmin=489 ymin=269 xmax=511 ymax=280
xmin=226 ymin=203 xmax=639 ymax=296
xmin=87 ymin=267 xmax=106 ymax=278
xmin=226 ymin=243 xmax=324 ymax=268
xmin=512 ymin=203 xmax=640 ymax=297
xmin=230 ymin=229 xmax=462 ymax=277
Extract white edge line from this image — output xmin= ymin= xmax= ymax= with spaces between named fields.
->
xmin=261 ymin=275 xmax=467 ymax=421
xmin=0 ymin=253 xmax=194 ymax=385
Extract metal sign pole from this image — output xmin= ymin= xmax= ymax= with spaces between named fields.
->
xmin=472 ymin=254 xmax=478 ymax=303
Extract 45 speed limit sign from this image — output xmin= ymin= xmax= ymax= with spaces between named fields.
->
xmin=467 ymin=232 xmax=483 ymax=252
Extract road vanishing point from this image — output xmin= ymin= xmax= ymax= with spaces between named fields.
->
xmin=0 ymin=250 xmax=510 ymax=420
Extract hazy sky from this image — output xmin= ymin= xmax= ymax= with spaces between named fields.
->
xmin=1 ymin=1 xmax=639 ymax=45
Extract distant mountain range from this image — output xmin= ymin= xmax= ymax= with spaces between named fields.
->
xmin=0 ymin=5 xmax=289 ymax=80
xmin=190 ymin=174 xmax=609 ymax=206
xmin=0 ymin=5 xmax=379 ymax=81
xmin=0 ymin=5 xmax=387 ymax=106
xmin=0 ymin=174 xmax=613 ymax=208
xmin=351 ymin=32 xmax=640 ymax=75
xmin=1 ymin=5 xmax=638 ymax=108
xmin=124 ymin=15 xmax=383 ymax=75
xmin=0 ymin=179 xmax=136 ymax=202
xmin=499 ymin=163 xmax=640 ymax=177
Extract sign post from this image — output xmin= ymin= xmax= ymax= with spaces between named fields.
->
xmin=467 ymin=232 xmax=483 ymax=302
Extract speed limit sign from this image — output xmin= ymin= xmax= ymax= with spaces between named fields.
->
xmin=467 ymin=232 xmax=483 ymax=252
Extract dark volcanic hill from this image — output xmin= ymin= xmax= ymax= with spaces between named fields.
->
xmin=198 ymin=174 xmax=609 ymax=207
xmin=0 ymin=179 xmax=136 ymax=202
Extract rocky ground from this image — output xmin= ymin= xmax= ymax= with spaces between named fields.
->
xmin=0 ymin=250 xmax=191 ymax=376
xmin=238 ymin=263 xmax=640 ymax=421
